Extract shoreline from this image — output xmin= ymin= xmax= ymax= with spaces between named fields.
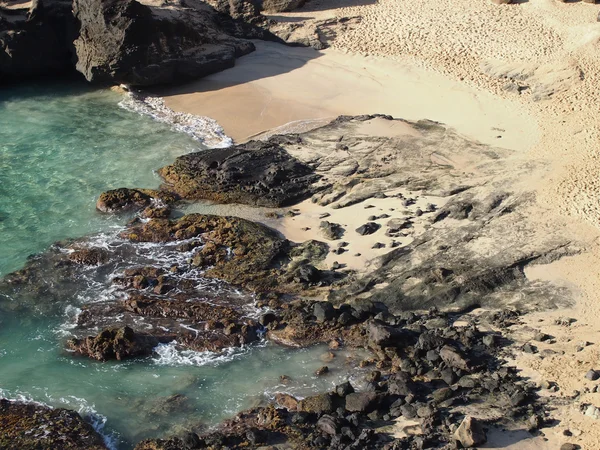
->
xmin=152 ymin=1 xmax=600 ymax=447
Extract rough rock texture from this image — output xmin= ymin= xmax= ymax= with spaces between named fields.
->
xmin=0 ymin=399 xmax=107 ymax=449
xmin=1 ymin=0 xmax=281 ymax=85
xmin=0 ymin=0 xmax=78 ymax=82
xmin=134 ymin=308 xmax=548 ymax=449
xmin=67 ymin=325 xmax=162 ymax=361
xmin=159 ymin=141 xmax=320 ymax=207
xmin=73 ymin=0 xmax=258 ymax=86
xmin=262 ymin=0 xmax=305 ymax=13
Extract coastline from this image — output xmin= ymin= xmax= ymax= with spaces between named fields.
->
xmin=3 ymin=0 xmax=600 ymax=447
xmin=153 ymin=1 xmax=600 ymax=447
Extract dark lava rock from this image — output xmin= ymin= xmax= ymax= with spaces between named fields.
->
xmin=73 ymin=0 xmax=256 ymax=86
xmin=67 ymin=326 xmax=160 ymax=361
xmin=344 ymin=392 xmax=378 ymax=413
xmin=2 ymin=0 xmax=273 ymax=86
xmin=0 ymin=0 xmax=78 ymax=83
xmin=335 ymin=381 xmax=354 ymax=397
xmin=356 ymin=222 xmax=380 ymax=235
xmin=68 ymin=247 xmax=109 ymax=266
xmin=319 ymin=221 xmax=344 ymax=240
xmin=159 ymin=142 xmax=320 ymax=207
xmin=313 ymin=301 xmax=335 ymax=322
xmin=0 ymin=399 xmax=107 ymax=449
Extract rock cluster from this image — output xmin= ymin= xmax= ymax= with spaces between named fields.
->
xmin=0 ymin=399 xmax=107 ymax=449
xmin=136 ymin=306 xmax=546 ymax=449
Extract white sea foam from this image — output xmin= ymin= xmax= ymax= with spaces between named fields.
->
xmin=152 ymin=341 xmax=259 ymax=367
xmin=119 ymin=91 xmax=233 ymax=149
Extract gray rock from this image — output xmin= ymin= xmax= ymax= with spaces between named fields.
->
xmin=585 ymin=369 xmax=600 ymax=381
xmin=262 ymin=0 xmax=305 ymax=12
xmin=317 ymin=414 xmax=338 ymax=436
xmin=344 ymin=392 xmax=378 ymax=413
xmin=313 ymin=301 xmax=335 ymax=322
xmin=356 ymin=222 xmax=380 ymax=235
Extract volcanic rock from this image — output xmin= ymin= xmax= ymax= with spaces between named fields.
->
xmin=0 ymin=399 xmax=107 ymax=449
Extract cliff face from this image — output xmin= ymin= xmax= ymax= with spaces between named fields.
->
xmin=0 ymin=0 xmax=78 ymax=82
xmin=0 ymin=0 xmax=273 ymax=86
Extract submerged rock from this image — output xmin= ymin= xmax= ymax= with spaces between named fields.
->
xmin=0 ymin=399 xmax=107 ymax=449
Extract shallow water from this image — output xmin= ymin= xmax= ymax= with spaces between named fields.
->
xmin=0 ymin=83 xmax=363 ymax=449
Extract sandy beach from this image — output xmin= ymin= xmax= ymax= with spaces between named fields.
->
xmin=155 ymin=0 xmax=600 ymax=447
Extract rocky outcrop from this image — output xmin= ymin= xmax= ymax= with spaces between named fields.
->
xmin=0 ymin=399 xmax=107 ymax=449
xmin=73 ymin=0 xmax=258 ymax=86
xmin=1 ymin=0 xmax=281 ymax=85
xmin=96 ymin=187 xmax=177 ymax=218
xmin=0 ymin=0 xmax=78 ymax=82
xmin=67 ymin=325 xmax=162 ymax=361
xmin=159 ymin=141 xmax=320 ymax=207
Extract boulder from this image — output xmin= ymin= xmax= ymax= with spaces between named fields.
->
xmin=67 ymin=326 xmax=159 ymax=361
xmin=454 ymin=416 xmax=486 ymax=447
xmin=298 ymin=393 xmax=334 ymax=414
xmin=344 ymin=392 xmax=378 ymax=413
xmin=313 ymin=301 xmax=335 ymax=322
xmin=356 ymin=222 xmax=380 ymax=236
xmin=439 ymin=345 xmax=470 ymax=371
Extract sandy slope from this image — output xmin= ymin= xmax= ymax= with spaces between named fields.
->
xmin=157 ymin=0 xmax=600 ymax=447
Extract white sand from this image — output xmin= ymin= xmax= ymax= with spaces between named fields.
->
xmin=156 ymin=42 xmax=538 ymax=151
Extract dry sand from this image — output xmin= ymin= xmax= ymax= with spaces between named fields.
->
xmin=157 ymin=0 xmax=600 ymax=447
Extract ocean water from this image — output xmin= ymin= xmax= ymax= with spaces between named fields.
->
xmin=0 ymin=84 xmax=362 ymax=449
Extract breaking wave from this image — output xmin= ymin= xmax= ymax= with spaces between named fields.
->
xmin=119 ymin=90 xmax=233 ymax=149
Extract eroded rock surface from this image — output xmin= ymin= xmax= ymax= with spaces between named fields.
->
xmin=0 ymin=399 xmax=107 ymax=449
xmin=1 ymin=0 xmax=278 ymax=85
xmin=159 ymin=141 xmax=320 ymax=207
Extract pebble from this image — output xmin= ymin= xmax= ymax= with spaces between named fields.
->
xmin=315 ymin=366 xmax=329 ymax=376
xmin=585 ymin=369 xmax=600 ymax=381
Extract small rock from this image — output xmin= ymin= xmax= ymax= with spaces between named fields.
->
xmin=482 ymin=334 xmax=498 ymax=348
xmin=372 ymin=242 xmax=385 ymax=249
xmin=356 ymin=222 xmax=380 ymax=235
xmin=534 ymin=332 xmax=551 ymax=342
xmin=585 ymin=370 xmax=600 ymax=381
xmin=315 ymin=366 xmax=329 ymax=376
xmin=560 ymin=445 xmax=579 ymax=450
xmin=317 ymin=415 xmax=338 ymax=436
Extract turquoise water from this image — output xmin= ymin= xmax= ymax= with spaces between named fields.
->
xmin=0 ymin=83 xmax=198 ymax=276
xmin=0 ymin=84 xmax=363 ymax=449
